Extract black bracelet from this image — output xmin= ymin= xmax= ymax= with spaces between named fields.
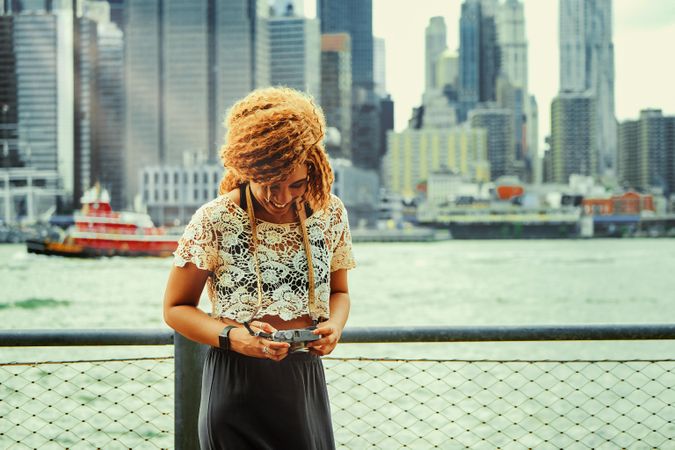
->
xmin=218 ymin=325 xmax=237 ymax=351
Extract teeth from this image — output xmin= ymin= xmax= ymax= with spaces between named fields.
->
xmin=272 ymin=201 xmax=287 ymax=208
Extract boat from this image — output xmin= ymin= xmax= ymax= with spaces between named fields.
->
xmin=26 ymin=185 xmax=180 ymax=257
xmin=419 ymin=207 xmax=582 ymax=239
xmin=443 ymin=211 xmax=580 ymax=239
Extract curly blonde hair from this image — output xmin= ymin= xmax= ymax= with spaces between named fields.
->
xmin=218 ymin=86 xmax=334 ymax=211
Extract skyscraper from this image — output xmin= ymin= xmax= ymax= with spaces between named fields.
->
xmin=74 ymin=15 xmax=98 ymax=204
xmin=469 ymin=104 xmax=514 ymax=180
xmin=318 ymin=0 xmax=373 ymax=90
xmin=269 ymin=14 xmax=320 ymax=99
xmin=318 ymin=0 xmax=380 ymax=171
xmin=559 ymin=0 xmax=616 ymax=176
xmin=415 ymin=17 xmax=459 ymax=133
xmin=496 ymin=0 xmax=527 ymax=91
xmin=0 ymin=15 xmax=20 ymax=168
xmin=14 ymin=8 xmax=74 ymax=196
xmin=379 ymin=94 xmax=394 ymax=161
xmin=321 ymin=33 xmax=351 ymax=160
xmin=459 ymin=1 xmax=480 ymax=117
xmin=529 ymin=95 xmax=540 ymax=183
xmin=163 ymin=0 xmax=210 ymax=165
xmin=458 ymin=0 xmax=500 ymax=121
xmin=215 ymin=0 xmax=269 ymax=147
xmin=124 ymin=0 xmax=161 ymax=206
xmin=478 ymin=2 xmax=499 ymax=104
xmin=84 ymin=2 xmax=125 ymax=208
xmin=496 ymin=0 xmax=536 ymax=182
xmin=550 ymin=92 xmax=596 ymax=184
xmin=373 ymin=36 xmax=386 ymax=98
xmin=495 ymin=76 xmax=525 ymax=176
xmin=125 ymin=0 xmax=269 ymax=207
xmin=618 ymin=110 xmax=675 ymax=194
xmin=4 ymin=2 xmax=128 ymax=210
xmin=425 ymin=16 xmax=447 ymax=93
xmin=351 ymin=88 xmax=381 ymax=171
xmin=435 ymin=50 xmax=458 ymax=93
xmin=618 ymin=119 xmax=639 ymax=190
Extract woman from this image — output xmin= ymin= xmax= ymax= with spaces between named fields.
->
xmin=163 ymin=86 xmax=356 ymax=449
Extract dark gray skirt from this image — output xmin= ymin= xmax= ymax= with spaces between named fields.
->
xmin=198 ymin=347 xmax=335 ymax=450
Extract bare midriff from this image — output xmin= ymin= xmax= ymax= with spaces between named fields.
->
xmin=219 ymin=314 xmax=316 ymax=330
xmin=258 ymin=314 xmax=315 ymax=330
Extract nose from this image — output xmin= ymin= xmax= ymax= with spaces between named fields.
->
xmin=273 ymin=187 xmax=293 ymax=205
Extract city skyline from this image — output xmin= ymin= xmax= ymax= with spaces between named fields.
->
xmin=304 ymin=0 xmax=675 ymax=150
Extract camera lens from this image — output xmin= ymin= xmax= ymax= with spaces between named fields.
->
xmin=282 ymin=330 xmax=293 ymax=340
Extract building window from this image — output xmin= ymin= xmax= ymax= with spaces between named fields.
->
xmin=144 ymin=173 xmax=149 ymax=184
xmin=194 ymin=173 xmax=199 ymax=184
xmin=194 ymin=189 xmax=199 ymax=199
xmin=174 ymin=189 xmax=179 ymax=200
xmin=164 ymin=173 xmax=169 ymax=184
xmin=174 ymin=173 xmax=179 ymax=184
xmin=154 ymin=173 xmax=159 ymax=184
xmin=203 ymin=173 xmax=208 ymax=184
xmin=183 ymin=173 xmax=188 ymax=184
xmin=204 ymin=189 xmax=208 ymax=199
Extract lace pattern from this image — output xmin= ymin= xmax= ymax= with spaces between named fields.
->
xmin=173 ymin=194 xmax=356 ymax=321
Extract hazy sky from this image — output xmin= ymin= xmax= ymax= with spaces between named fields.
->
xmin=308 ymin=1 xmax=675 ymax=150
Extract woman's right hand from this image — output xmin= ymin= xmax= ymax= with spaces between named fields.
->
xmin=228 ymin=321 xmax=290 ymax=362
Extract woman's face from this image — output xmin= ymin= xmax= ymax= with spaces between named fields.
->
xmin=249 ymin=164 xmax=309 ymax=219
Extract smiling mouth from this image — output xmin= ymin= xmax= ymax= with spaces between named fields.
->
xmin=270 ymin=200 xmax=289 ymax=209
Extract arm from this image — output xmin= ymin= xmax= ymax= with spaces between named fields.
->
xmin=307 ymin=268 xmax=350 ymax=356
xmin=163 ymin=263 xmax=289 ymax=360
xmin=163 ymin=263 xmax=224 ymax=347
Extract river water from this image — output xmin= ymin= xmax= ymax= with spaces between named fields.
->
xmin=1 ymin=239 xmax=674 ymax=360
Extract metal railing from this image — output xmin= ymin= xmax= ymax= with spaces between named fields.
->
xmin=2 ymin=325 xmax=675 ymax=449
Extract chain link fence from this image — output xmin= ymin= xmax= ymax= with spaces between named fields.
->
xmin=325 ymin=357 xmax=675 ymax=449
xmin=0 ymin=357 xmax=173 ymax=449
xmin=2 ymin=327 xmax=675 ymax=448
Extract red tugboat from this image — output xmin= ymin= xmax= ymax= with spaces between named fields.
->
xmin=26 ymin=185 xmax=180 ymax=257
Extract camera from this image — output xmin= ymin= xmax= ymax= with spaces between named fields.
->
xmin=270 ymin=328 xmax=320 ymax=344
xmin=247 ymin=323 xmax=321 ymax=353
xmin=263 ymin=326 xmax=320 ymax=353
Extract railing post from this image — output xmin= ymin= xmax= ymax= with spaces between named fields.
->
xmin=174 ymin=333 xmax=209 ymax=450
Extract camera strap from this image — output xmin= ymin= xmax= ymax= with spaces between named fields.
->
xmin=243 ymin=183 xmax=319 ymax=331
xmin=243 ymin=321 xmax=274 ymax=339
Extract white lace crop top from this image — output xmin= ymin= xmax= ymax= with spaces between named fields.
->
xmin=173 ymin=193 xmax=356 ymax=322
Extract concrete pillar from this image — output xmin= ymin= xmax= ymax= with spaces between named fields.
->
xmin=174 ymin=332 xmax=208 ymax=450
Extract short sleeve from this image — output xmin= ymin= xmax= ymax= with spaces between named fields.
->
xmin=330 ymin=197 xmax=357 ymax=272
xmin=173 ymin=205 xmax=219 ymax=272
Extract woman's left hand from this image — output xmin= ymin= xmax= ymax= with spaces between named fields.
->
xmin=307 ymin=321 xmax=343 ymax=356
